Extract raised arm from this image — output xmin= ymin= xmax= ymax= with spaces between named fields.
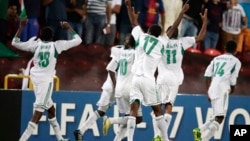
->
xmin=125 ymin=0 xmax=139 ymax=27
xmin=166 ymin=1 xmax=189 ymax=38
xmin=195 ymin=8 xmax=208 ymax=42
xmin=14 ymin=18 xmax=28 ymax=38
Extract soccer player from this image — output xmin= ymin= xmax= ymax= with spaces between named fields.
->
xmin=12 ymin=19 xmax=82 ymax=141
xmin=193 ymin=40 xmax=242 ymax=141
xmin=102 ymin=34 xmax=143 ymax=141
xmin=74 ymin=41 xmax=127 ymax=140
xmin=151 ymin=9 xmax=208 ymax=141
xmin=122 ymin=0 xmax=189 ymax=141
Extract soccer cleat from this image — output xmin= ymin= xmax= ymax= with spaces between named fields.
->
xmin=103 ymin=116 xmax=111 ymax=136
xmin=74 ymin=129 xmax=82 ymax=141
xmin=193 ymin=128 xmax=202 ymax=141
xmin=153 ymin=135 xmax=163 ymax=141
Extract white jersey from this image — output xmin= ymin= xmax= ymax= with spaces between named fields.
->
xmin=204 ymin=53 xmax=241 ymax=99
xmin=222 ymin=4 xmax=246 ymax=34
xmin=157 ymin=37 xmax=196 ymax=85
xmin=115 ymin=47 xmax=135 ymax=97
xmin=131 ymin=25 xmax=164 ymax=79
xmin=12 ymin=34 xmax=82 ymax=84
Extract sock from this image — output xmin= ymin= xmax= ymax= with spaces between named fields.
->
xmin=114 ymin=124 xmax=127 ymax=141
xmin=19 ymin=122 xmax=37 ymax=141
xmin=202 ymin=121 xmax=219 ymax=141
xmin=151 ymin=112 xmax=161 ymax=137
xmin=109 ymin=116 xmax=128 ymax=125
xmin=79 ymin=111 xmax=100 ymax=135
xmin=164 ymin=113 xmax=172 ymax=131
xmin=48 ymin=117 xmax=64 ymax=140
xmin=126 ymin=116 xmax=136 ymax=141
xmin=199 ymin=120 xmax=212 ymax=133
xmin=155 ymin=115 xmax=169 ymax=141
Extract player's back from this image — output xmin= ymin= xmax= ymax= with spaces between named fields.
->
xmin=116 ymin=47 xmax=135 ymax=97
xmin=157 ymin=39 xmax=184 ymax=85
xmin=134 ymin=34 xmax=164 ymax=79
xmin=31 ymin=41 xmax=58 ymax=82
xmin=205 ymin=53 xmax=241 ymax=98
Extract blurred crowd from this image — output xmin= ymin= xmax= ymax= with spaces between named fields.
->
xmin=0 ymin=0 xmax=249 ymax=54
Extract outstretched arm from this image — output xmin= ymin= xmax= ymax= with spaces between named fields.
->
xmin=125 ymin=0 xmax=139 ymax=27
xmin=14 ymin=18 xmax=28 ymax=38
xmin=195 ymin=9 xmax=208 ymax=42
xmin=166 ymin=0 xmax=189 ymax=38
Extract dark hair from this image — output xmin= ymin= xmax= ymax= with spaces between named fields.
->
xmin=148 ymin=24 xmax=162 ymax=37
xmin=128 ymin=34 xmax=135 ymax=47
xmin=41 ymin=27 xmax=54 ymax=41
xmin=225 ymin=40 xmax=237 ymax=53
xmin=167 ymin=26 xmax=178 ymax=39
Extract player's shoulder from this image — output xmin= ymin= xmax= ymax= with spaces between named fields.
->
xmin=110 ymin=45 xmax=124 ymax=59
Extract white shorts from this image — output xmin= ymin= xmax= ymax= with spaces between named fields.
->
xmin=97 ymin=88 xmax=115 ymax=107
xmin=211 ymin=92 xmax=229 ymax=117
xmin=157 ymin=84 xmax=179 ymax=105
xmin=116 ymin=96 xmax=130 ymax=114
xmin=33 ymin=81 xmax=54 ymax=112
xmin=130 ymin=75 xmax=161 ymax=106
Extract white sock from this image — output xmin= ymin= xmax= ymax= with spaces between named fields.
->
xmin=126 ymin=116 xmax=136 ymax=141
xmin=202 ymin=121 xmax=219 ymax=141
xmin=199 ymin=120 xmax=212 ymax=133
xmin=155 ymin=115 xmax=169 ymax=141
xmin=79 ymin=111 xmax=100 ymax=135
xmin=151 ymin=112 xmax=161 ymax=137
xmin=114 ymin=124 xmax=127 ymax=141
xmin=48 ymin=117 xmax=64 ymax=140
xmin=164 ymin=113 xmax=172 ymax=131
xmin=19 ymin=121 xmax=37 ymax=141
xmin=109 ymin=116 xmax=128 ymax=125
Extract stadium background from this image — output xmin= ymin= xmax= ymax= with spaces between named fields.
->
xmin=0 ymin=44 xmax=250 ymax=141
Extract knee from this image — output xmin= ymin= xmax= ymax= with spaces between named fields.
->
xmin=215 ymin=116 xmax=224 ymax=124
xmin=136 ymin=116 xmax=143 ymax=124
xmin=47 ymin=106 xmax=56 ymax=118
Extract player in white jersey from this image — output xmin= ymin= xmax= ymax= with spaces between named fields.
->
xmin=151 ymin=9 xmax=208 ymax=141
xmin=124 ymin=0 xmax=190 ymax=141
xmin=12 ymin=19 xmax=82 ymax=141
xmin=73 ymin=51 xmax=118 ymax=140
xmin=193 ymin=40 xmax=241 ymax=141
xmin=102 ymin=34 xmax=144 ymax=141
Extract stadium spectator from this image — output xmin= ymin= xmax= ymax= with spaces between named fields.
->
xmin=104 ymin=0 xmax=122 ymax=47
xmin=203 ymin=0 xmax=228 ymax=51
xmin=66 ymin=0 xmax=85 ymax=40
xmin=237 ymin=0 xmax=250 ymax=52
xmin=6 ymin=4 xmax=19 ymax=41
xmin=221 ymin=0 xmax=248 ymax=53
xmin=0 ymin=0 xmax=9 ymax=44
xmin=138 ymin=0 xmax=165 ymax=33
xmin=163 ymin=0 xmax=183 ymax=32
xmin=179 ymin=0 xmax=206 ymax=40
xmin=20 ymin=0 xmax=41 ymax=41
xmin=43 ymin=0 xmax=68 ymax=40
xmin=83 ymin=0 xmax=112 ymax=46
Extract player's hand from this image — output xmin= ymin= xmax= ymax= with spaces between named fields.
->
xmin=200 ymin=8 xmax=208 ymax=22
xmin=20 ymin=18 xmax=28 ymax=27
xmin=181 ymin=0 xmax=190 ymax=13
xmin=125 ymin=0 xmax=131 ymax=7
xmin=60 ymin=21 xmax=71 ymax=30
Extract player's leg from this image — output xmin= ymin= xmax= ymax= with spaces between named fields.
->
xmin=163 ymin=85 xmax=178 ymax=132
xmin=143 ymin=77 xmax=168 ymax=141
xmin=19 ymin=110 xmax=42 ymax=141
xmin=127 ymin=100 xmax=140 ymax=141
xmin=19 ymin=81 xmax=52 ymax=141
xmin=201 ymin=93 xmax=228 ymax=141
xmin=74 ymin=88 xmax=114 ymax=140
